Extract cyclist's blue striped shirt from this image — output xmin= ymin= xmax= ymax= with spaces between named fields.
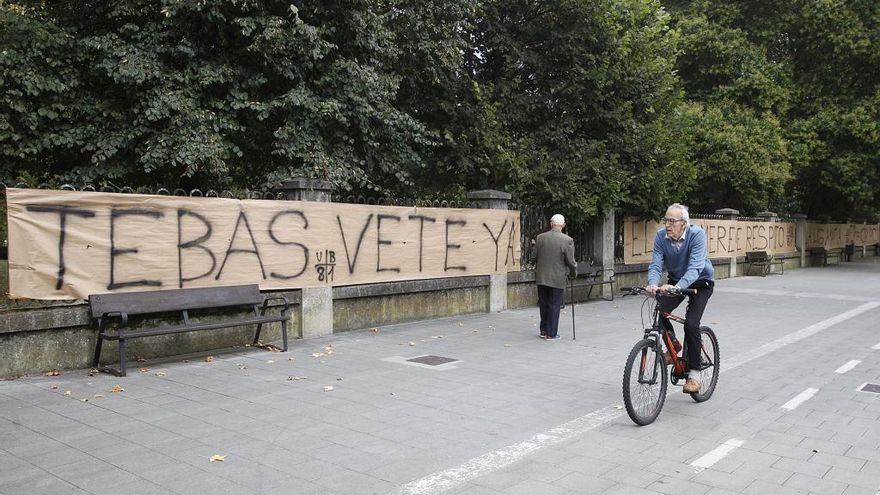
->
xmin=647 ymin=224 xmax=715 ymax=289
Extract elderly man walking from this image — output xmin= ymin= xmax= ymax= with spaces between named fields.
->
xmin=531 ymin=214 xmax=578 ymax=340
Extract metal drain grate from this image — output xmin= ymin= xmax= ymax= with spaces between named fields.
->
xmin=407 ymin=355 xmax=458 ymax=366
xmin=859 ymin=383 xmax=880 ymax=394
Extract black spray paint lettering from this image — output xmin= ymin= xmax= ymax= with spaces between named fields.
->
xmin=177 ymin=209 xmax=217 ymax=288
xmin=268 ymin=210 xmax=309 ymax=280
xmin=25 ymin=205 xmax=96 ymax=290
xmin=445 ymin=219 xmax=467 ymax=271
xmin=108 ymin=208 xmax=163 ymax=290
xmin=337 ymin=214 xmax=373 ymax=274
xmin=408 ymin=214 xmax=436 ymax=272
xmin=376 ymin=214 xmax=401 ymax=273
xmin=216 ymin=210 xmax=266 ymax=281
xmin=483 ymin=220 xmax=507 ymax=271
xmin=505 ymin=219 xmax=518 ymax=266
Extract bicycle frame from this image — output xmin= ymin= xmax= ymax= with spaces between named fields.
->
xmin=640 ymin=297 xmax=689 ymax=381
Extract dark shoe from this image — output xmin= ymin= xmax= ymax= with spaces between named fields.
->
xmin=683 ymin=378 xmax=701 ymax=393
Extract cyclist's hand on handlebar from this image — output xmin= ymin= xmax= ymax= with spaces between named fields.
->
xmin=659 ymin=284 xmax=677 ymax=295
xmin=645 ymin=284 xmax=659 ymax=297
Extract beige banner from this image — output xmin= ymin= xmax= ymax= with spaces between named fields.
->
xmin=806 ymin=223 xmax=880 ymax=249
xmin=6 ymin=189 xmax=520 ymax=300
xmin=624 ymin=217 xmax=797 ymax=264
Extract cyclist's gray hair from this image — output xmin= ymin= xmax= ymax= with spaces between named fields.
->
xmin=668 ymin=203 xmax=690 ymax=223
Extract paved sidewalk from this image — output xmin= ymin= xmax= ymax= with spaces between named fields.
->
xmin=2 ymin=259 xmax=880 ymax=494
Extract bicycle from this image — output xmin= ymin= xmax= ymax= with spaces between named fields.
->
xmin=619 ymin=286 xmax=720 ymax=425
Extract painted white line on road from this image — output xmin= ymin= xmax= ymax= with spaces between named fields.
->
xmin=397 ymin=406 xmax=623 ymax=495
xmin=715 ymin=287 xmax=876 ymax=302
xmin=691 ymin=438 xmax=744 ymax=471
xmin=872 ymin=342 xmax=880 ymax=350
xmin=781 ymin=387 xmax=819 ymax=410
xmin=725 ymin=302 xmax=880 ymax=371
xmin=835 ymin=360 xmax=861 ymax=374
xmin=398 ymin=301 xmax=880 ymax=494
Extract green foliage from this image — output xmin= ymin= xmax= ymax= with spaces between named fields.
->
xmin=668 ymin=0 xmax=880 ymax=218
xmin=0 ymin=1 xmax=451 ymax=192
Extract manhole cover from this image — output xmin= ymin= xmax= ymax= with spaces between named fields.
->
xmin=859 ymin=383 xmax=880 ymax=394
xmin=407 ymin=355 xmax=458 ymax=366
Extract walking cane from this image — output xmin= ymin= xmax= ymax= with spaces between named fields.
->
xmin=570 ymin=276 xmax=576 ymax=340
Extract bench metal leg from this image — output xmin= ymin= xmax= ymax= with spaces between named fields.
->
xmin=117 ymin=338 xmax=128 ymax=377
xmin=93 ymin=334 xmax=104 ymax=367
xmin=281 ymin=319 xmax=288 ymax=351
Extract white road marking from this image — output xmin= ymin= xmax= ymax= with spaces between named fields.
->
xmin=725 ymin=302 xmax=880 ymax=371
xmin=398 ymin=301 xmax=880 ymax=494
xmin=872 ymin=342 xmax=880 ymax=350
xmin=835 ymin=360 xmax=861 ymax=374
xmin=781 ymin=387 xmax=819 ymax=410
xmin=691 ymin=438 xmax=745 ymax=471
xmin=397 ymin=406 xmax=622 ymax=495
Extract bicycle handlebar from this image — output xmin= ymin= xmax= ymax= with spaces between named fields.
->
xmin=620 ymin=286 xmax=697 ymax=297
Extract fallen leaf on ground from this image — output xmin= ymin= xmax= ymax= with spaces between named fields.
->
xmin=64 ymin=391 xmax=71 ymax=396
xmin=94 ymin=394 xmax=104 ymax=399
xmin=50 ymin=384 xmax=59 ymax=390
xmin=209 ymin=455 xmax=226 ymax=462
xmin=311 ymin=352 xmax=326 ymax=357
xmin=255 ymin=341 xmax=283 ymax=352
xmin=503 ymin=344 xmax=512 ymax=347
xmin=136 ymin=357 xmax=146 ymax=363
xmin=155 ymin=371 xmax=167 ymax=377
xmin=408 ymin=342 xmax=416 ymax=346
xmin=288 ymin=357 xmax=294 ymax=362
xmin=45 ymin=370 xmax=61 ymax=376
xmin=458 ymin=322 xmax=464 ymax=327
xmin=287 ymin=376 xmax=307 ymax=381
xmin=613 ymin=405 xmax=623 ymax=410
xmin=267 ymin=360 xmax=275 ymax=364
xmin=110 ymin=385 xmax=124 ymax=393
xmin=87 ymin=369 xmax=98 ymax=376
xmin=139 ymin=368 xmax=150 ymax=373
xmin=205 ymin=356 xmax=214 ymax=363
xmin=322 ymin=385 xmax=334 ymax=392
xmin=369 ymin=327 xmax=379 ymax=333
xmin=81 ymin=398 xmax=89 ymax=402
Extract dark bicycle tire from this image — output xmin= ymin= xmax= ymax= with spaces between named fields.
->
xmin=689 ymin=326 xmax=719 ymax=403
xmin=622 ymin=338 xmax=668 ymax=425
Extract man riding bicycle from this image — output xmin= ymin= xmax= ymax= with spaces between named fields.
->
xmin=645 ymin=203 xmax=715 ymax=394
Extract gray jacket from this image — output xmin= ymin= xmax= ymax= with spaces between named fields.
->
xmin=532 ymin=230 xmax=577 ymax=289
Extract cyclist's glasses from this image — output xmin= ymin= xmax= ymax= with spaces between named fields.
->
xmin=661 ymin=218 xmax=685 ymax=225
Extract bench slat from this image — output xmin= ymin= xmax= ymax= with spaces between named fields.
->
xmin=90 ymin=284 xmax=263 ymax=318
xmin=101 ymin=314 xmax=288 ymax=340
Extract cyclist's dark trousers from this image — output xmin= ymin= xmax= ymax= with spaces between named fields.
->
xmin=658 ymin=283 xmax=714 ymax=371
xmin=537 ymin=285 xmax=564 ymax=338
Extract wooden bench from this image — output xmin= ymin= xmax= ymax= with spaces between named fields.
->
xmin=745 ymin=251 xmax=784 ymax=276
xmin=809 ymin=247 xmax=842 ymax=266
xmin=571 ymin=263 xmax=616 ymax=301
xmin=90 ymin=284 xmax=290 ymax=376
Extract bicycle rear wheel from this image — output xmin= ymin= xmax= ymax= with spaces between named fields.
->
xmin=689 ymin=326 xmax=719 ymax=403
xmin=622 ymin=338 xmax=668 ymax=425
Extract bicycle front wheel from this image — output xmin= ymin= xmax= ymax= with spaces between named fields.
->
xmin=622 ymin=338 xmax=668 ymax=425
xmin=689 ymin=326 xmax=720 ymax=403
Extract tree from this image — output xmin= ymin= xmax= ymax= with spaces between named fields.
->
xmin=0 ymin=1 xmax=462 ymax=193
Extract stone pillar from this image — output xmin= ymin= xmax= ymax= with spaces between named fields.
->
xmin=791 ymin=214 xmax=807 ymax=267
xmin=281 ymin=177 xmax=334 ymax=338
xmin=279 ymin=178 xmax=333 ymax=202
xmin=467 ymin=190 xmax=511 ymax=311
xmin=715 ymin=208 xmax=740 ymax=277
xmin=591 ymin=210 xmax=615 ymax=295
xmin=467 ymin=189 xmax=511 ymax=210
